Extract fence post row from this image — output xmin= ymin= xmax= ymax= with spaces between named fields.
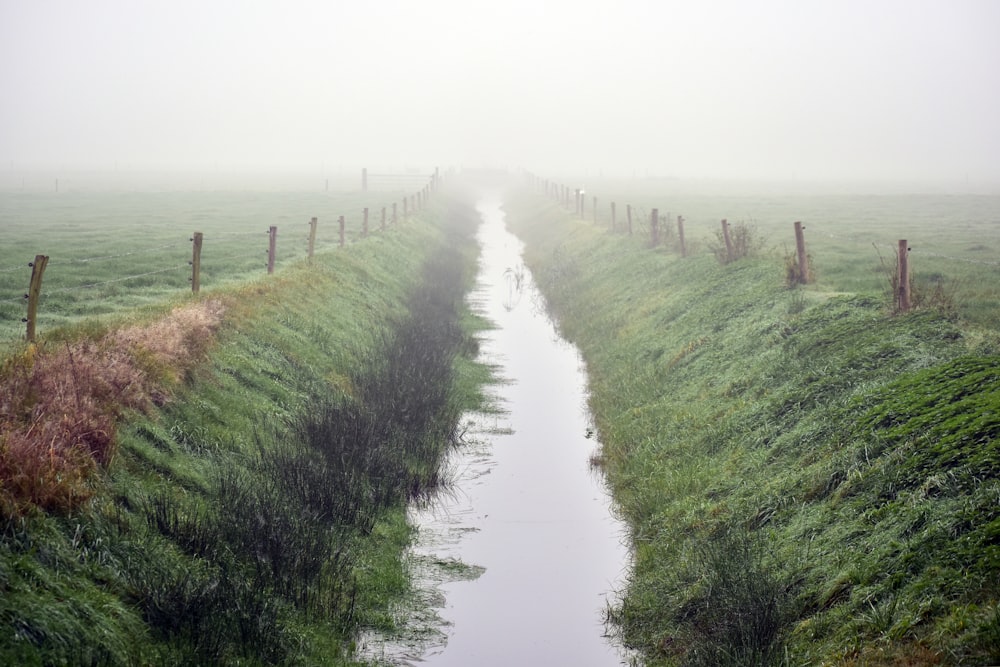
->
xmin=14 ymin=165 xmax=447 ymax=342
xmin=267 ymin=226 xmax=278 ymax=274
xmin=24 ymin=254 xmax=49 ymax=343
xmin=191 ymin=232 xmax=203 ymax=292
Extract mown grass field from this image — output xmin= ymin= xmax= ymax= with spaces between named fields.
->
xmin=0 ymin=187 xmax=412 ymax=345
xmin=505 ymin=182 xmax=999 ymax=666
xmin=1 ymin=187 xmax=489 ymax=665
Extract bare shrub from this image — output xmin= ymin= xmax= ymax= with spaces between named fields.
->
xmin=784 ymin=248 xmax=814 ymax=287
xmin=711 ymin=220 xmax=766 ymax=265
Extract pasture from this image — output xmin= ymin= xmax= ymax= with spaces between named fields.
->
xmin=534 ymin=177 xmax=1000 ymax=329
xmin=0 ymin=184 xmax=411 ymax=347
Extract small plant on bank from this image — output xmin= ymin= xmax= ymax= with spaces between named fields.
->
xmin=783 ymin=246 xmax=814 ymax=287
xmin=711 ymin=220 xmax=766 ymax=264
xmin=874 ymin=244 xmax=959 ymax=317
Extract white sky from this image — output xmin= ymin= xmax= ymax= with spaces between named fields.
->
xmin=1 ymin=0 xmax=998 ymax=183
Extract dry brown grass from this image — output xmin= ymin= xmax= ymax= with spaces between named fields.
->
xmin=0 ymin=300 xmax=226 ymax=516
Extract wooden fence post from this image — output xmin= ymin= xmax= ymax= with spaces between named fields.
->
xmin=627 ymin=204 xmax=633 ymax=235
xmin=898 ymin=239 xmax=911 ymax=312
xmin=363 ymin=208 xmax=369 ymax=237
xmin=793 ymin=221 xmax=809 ymax=284
xmin=611 ymin=202 xmax=617 ymax=232
xmin=267 ymin=226 xmax=277 ymax=274
xmin=191 ymin=232 xmax=203 ymax=291
xmin=651 ymin=208 xmax=660 ymax=247
xmin=25 ymin=254 xmax=49 ymax=343
xmin=339 ymin=216 xmax=346 ymax=248
xmin=722 ymin=219 xmax=734 ymax=262
xmin=307 ymin=218 xmax=318 ymax=263
xmin=677 ymin=216 xmax=686 ymax=257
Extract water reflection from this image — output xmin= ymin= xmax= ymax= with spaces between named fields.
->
xmin=362 ymin=196 xmax=631 ymax=666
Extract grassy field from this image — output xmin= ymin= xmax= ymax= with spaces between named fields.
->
xmin=0 ymin=188 xmax=414 ymax=345
xmin=0 ymin=189 xmax=488 ymax=664
xmin=533 ymin=177 xmax=1000 ymax=329
xmin=505 ymin=182 xmax=999 ymax=666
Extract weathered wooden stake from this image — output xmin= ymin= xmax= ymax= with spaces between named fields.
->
xmin=898 ymin=239 xmax=911 ymax=312
xmin=25 ymin=254 xmax=49 ymax=343
xmin=338 ymin=216 xmax=346 ymax=248
xmin=677 ymin=216 xmax=686 ymax=257
xmin=722 ymin=219 xmax=734 ymax=262
xmin=363 ymin=208 xmax=369 ymax=237
xmin=267 ymin=226 xmax=277 ymax=274
xmin=307 ymin=218 xmax=318 ymax=262
xmin=191 ymin=232 xmax=203 ymax=291
xmin=651 ymin=208 xmax=660 ymax=247
xmin=793 ymin=221 xmax=809 ymax=283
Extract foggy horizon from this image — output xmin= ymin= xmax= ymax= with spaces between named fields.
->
xmin=2 ymin=0 xmax=999 ymax=188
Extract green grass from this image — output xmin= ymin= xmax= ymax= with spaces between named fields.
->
xmin=505 ymin=189 xmax=1000 ymax=666
xmin=0 ymin=193 xmax=486 ymax=665
xmin=533 ymin=178 xmax=1000 ymax=329
xmin=0 ymin=189 xmax=413 ymax=344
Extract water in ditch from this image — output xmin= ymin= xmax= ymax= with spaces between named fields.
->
xmin=361 ymin=196 xmax=631 ymax=666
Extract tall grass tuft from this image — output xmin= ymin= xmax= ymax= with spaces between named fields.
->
xmin=674 ymin=528 xmax=794 ymax=667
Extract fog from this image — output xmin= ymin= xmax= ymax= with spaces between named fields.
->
xmin=2 ymin=0 xmax=998 ymax=186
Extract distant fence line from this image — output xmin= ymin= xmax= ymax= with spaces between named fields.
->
xmin=4 ymin=174 xmax=442 ymax=344
xmin=521 ymin=172 xmax=982 ymax=316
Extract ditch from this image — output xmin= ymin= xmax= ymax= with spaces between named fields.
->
xmin=364 ymin=194 xmax=631 ymax=665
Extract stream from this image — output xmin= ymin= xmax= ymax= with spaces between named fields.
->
xmin=363 ymin=196 xmax=631 ymax=665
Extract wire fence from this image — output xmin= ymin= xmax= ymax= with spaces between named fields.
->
xmin=0 ymin=176 xmax=442 ymax=346
xmin=524 ymin=172 xmax=1000 ymax=326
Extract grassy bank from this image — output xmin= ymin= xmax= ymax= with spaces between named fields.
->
xmin=504 ymin=190 xmax=999 ymax=665
xmin=0 ymin=195 xmax=485 ymax=665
